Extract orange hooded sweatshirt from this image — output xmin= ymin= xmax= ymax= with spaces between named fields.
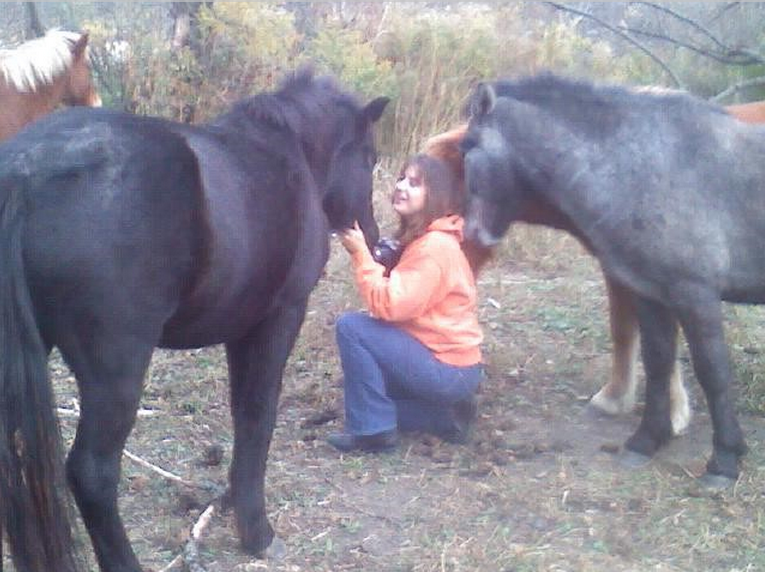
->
xmin=350 ymin=215 xmax=483 ymax=366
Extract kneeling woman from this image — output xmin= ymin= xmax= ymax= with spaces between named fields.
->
xmin=328 ymin=154 xmax=484 ymax=453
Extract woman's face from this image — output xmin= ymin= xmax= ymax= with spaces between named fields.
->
xmin=392 ymin=165 xmax=427 ymax=218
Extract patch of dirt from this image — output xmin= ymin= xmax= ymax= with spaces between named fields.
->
xmin=32 ymin=231 xmax=765 ymax=572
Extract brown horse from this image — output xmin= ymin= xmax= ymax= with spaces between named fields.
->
xmin=423 ymin=100 xmax=765 ymax=433
xmin=0 ymin=30 xmax=101 ymax=141
xmin=726 ymin=99 xmax=765 ymax=123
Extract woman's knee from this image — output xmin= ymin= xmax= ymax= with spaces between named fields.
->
xmin=335 ymin=312 xmax=371 ymax=343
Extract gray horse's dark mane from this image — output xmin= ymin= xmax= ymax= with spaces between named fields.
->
xmin=492 ymin=72 xmax=724 ymax=117
xmin=483 ymin=72 xmax=726 ymax=141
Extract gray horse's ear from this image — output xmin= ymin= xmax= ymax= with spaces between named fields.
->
xmin=470 ymin=83 xmax=496 ymax=118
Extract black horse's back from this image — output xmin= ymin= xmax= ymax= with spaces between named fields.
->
xmin=15 ymin=108 xmax=204 ymax=314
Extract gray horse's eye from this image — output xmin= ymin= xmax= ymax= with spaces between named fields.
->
xmin=459 ymin=135 xmax=478 ymax=155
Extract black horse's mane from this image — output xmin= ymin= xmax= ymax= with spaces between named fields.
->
xmin=223 ymin=68 xmax=360 ymax=137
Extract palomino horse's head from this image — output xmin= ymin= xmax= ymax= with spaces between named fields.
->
xmin=62 ymin=32 xmax=101 ymax=108
xmin=0 ymin=30 xmax=102 ymax=140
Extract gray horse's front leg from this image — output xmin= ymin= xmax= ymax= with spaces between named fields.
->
xmin=622 ymin=297 xmax=678 ymax=466
xmin=675 ymin=298 xmax=746 ymax=484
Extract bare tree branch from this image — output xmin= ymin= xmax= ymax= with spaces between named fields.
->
xmin=711 ymin=76 xmax=765 ymax=103
xmin=544 ymin=2 xmax=683 ymax=87
xmin=631 ymin=1 xmax=729 ymax=51
xmin=707 ymin=2 xmax=742 ymax=26
xmin=612 ymin=3 xmax=765 ymax=67
xmin=618 ymin=24 xmax=765 ymax=66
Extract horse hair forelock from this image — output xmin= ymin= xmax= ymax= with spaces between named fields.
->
xmin=0 ymin=30 xmax=83 ymax=93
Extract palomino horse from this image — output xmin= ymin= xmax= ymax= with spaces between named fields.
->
xmin=726 ymin=99 xmax=765 ymax=123
xmin=424 ymin=99 xmax=765 ymax=436
xmin=461 ymin=73 xmax=763 ymax=487
xmin=0 ymin=69 xmax=388 ymax=572
xmin=0 ymin=29 xmax=101 ymax=140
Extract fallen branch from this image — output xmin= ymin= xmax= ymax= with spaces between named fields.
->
xmin=122 ymin=449 xmax=207 ymax=490
xmin=158 ymin=504 xmax=216 ymax=572
xmin=57 ymin=406 xmax=158 ymax=418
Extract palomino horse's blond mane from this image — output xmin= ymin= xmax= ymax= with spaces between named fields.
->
xmin=422 ymin=124 xmax=468 ymax=184
xmin=0 ymin=30 xmax=86 ymax=93
xmin=421 ymin=123 xmax=491 ymax=273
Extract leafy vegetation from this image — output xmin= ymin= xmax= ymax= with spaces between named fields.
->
xmin=3 ymin=2 xmax=764 ymax=154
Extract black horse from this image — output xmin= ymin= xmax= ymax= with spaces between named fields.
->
xmin=0 ymin=69 xmax=388 ymax=572
xmin=460 ymin=73 xmax=762 ymax=488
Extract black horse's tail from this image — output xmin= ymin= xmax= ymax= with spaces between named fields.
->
xmin=0 ymin=181 xmax=81 ymax=571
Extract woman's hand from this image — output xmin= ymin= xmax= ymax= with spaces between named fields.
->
xmin=339 ymin=221 xmax=368 ymax=255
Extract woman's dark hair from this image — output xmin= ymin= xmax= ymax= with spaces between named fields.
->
xmin=395 ymin=153 xmax=464 ymax=247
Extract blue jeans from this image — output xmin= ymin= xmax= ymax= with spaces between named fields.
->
xmin=335 ymin=312 xmax=482 ymax=436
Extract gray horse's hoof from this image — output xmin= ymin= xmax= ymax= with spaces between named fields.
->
xmin=259 ymin=536 xmax=287 ymax=561
xmin=697 ymin=473 xmax=736 ymax=490
xmin=618 ymin=449 xmax=652 ymax=469
xmin=583 ymin=403 xmax=612 ymax=420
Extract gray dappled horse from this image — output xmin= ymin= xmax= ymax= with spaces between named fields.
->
xmin=461 ymin=73 xmax=761 ymax=487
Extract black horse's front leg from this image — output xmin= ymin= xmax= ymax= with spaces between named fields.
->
xmin=623 ymin=296 xmax=678 ymax=465
xmin=675 ymin=298 xmax=747 ymax=484
xmin=225 ymin=301 xmax=309 ymax=556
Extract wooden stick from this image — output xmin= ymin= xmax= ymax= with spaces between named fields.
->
xmin=158 ymin=504 xmax=215 ymax=572
xmin=122 ymin=449 xmax=205 ymax=490
xmin=57 ymin=406 xmax=158 ymax=418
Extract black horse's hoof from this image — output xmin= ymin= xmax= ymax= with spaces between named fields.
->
xmin=618 ymin=449 xmax=652 ymax=469
xmin=258 ymin=536 xmax=287 ymax=561
xmin=697 ymin=472 xmax=736 ymax=490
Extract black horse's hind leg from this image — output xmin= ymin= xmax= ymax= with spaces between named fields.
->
xmin=675 ymin=298 xmax=747 ymax=481
xmin=225 ymin=301 xmax=309 ymax=556
xmin=623 ymin=297 xmax=678 ymax=464
xmin=59 ymin=333 xmax=154 ymax=572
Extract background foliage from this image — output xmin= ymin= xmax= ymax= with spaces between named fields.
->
xmin=3 ymin=2 xmax=765 ymax=156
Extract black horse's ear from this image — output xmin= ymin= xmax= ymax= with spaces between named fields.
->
xmin=364 ymin=97 xmax=390 ymax=124
xmin=470 ymin=83 xmax=496 ymax=118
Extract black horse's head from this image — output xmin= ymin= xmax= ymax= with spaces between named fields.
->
xmin=461 ymin=82 xmax=529 ymax=247
xmin=321 ymin=94 xmax=389 ymax=249
xmin=245 ymin=69 xmax=389 ymax=249
xmin=269 ymin=69 xmax=388 ymax=249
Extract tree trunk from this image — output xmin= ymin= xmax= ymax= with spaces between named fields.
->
xmin=25 ymin=2 xmax=45 ymax=39
xmin=170 ymin=2 xmax=206 ymax=53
